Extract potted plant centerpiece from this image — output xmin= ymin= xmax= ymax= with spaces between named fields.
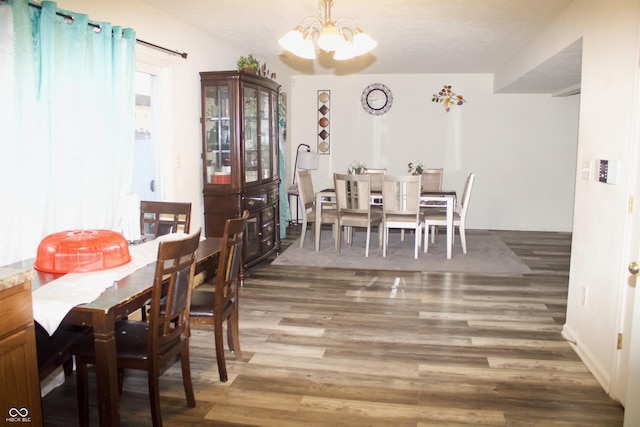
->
xmin=407 ymin=162 xmax=424 ymax=175
xmin=237 ymin=54 xmax=260 ymax=74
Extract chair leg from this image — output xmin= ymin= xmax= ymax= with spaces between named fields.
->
xmin=300 ymin=218 xmax=308 ymax=248
xmin=75 ymin=360 xmax=90 ymax=427
xmin=459 ymin=225 xmax=467 ymax=254
xmin=365 ymin=226 xmax=371 ymax=257
xmin=214 ymin=318 xmax=228 ymax=382
xmin=180 ymin=348 xmax=196 ymax=408
xmin=117 ymin=368 xmax=125 ymax=395
xmin=335 ymin=222 xmax=342 ymax=253
xmin=227 ymin=308 xmax=242 ymax=360
xmin=383 ymin=226 xmax=388 ymax=257
xmin=148 ymin=365 xmax=163 ymax=427
xmin=423 ymin=223 xmax=429 ymax=253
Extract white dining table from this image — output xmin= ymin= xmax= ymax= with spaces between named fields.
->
xmin=314 ymin=189 xmax=457 ymax=259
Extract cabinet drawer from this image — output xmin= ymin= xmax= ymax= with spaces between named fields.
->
xmin=261 ymin=219 xmax=275 ymax=238
xmin=243 ymin=191 xmax=268 ymax=210
xmin=268 ymin=188 xmax=279 ymax=204
xmin=261 ymin=233 xmax=275 ymax=253
xmin=0 ymin=282 xmax=32 ymax=338
xmin=261 ymin=206 xmax=275 ymax=223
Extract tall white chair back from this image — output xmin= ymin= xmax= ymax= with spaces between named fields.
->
xmin=381 ymin=174 xmax=423 ymax=258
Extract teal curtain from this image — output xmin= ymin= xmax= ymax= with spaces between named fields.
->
xmin=278 ymin=92 xmax=291 ymax=238
xmin=0 ymin=0 xmax=136 ymax=265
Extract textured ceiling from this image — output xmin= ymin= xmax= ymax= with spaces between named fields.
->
xmin=141 ymin=0 xmax=580 ymax=94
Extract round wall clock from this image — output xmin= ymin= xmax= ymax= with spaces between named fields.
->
xmin=361 ymin=83 xmax=393 ymax=115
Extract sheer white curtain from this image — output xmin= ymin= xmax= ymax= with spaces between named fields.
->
xmin=0 ymin=0 xmax=136 ymax=265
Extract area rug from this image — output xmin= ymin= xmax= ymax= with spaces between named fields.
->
xmin=272 ymin=230 xmax=532 ymax=274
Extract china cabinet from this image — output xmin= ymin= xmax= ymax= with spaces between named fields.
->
xmin=200 ymin=70 xmax=281 ymax=268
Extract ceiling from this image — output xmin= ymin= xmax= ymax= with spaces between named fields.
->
xmin=141 ymin=0 xmax=581 ymax=94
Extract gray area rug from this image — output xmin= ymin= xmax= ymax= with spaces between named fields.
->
xmin=273 ymin=229 xmax=532 ymax=274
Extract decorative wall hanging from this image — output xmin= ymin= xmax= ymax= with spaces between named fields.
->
xmin=432 ymin=85 xmax=467 ymax=112
xmin=317 ymin=90 xmax=331 ymax=154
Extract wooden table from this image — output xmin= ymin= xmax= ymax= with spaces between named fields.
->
xmin=21 ymin=237 xmax=222 ymax=427
xmin=315 ymin=189 xmax=457 ymax=259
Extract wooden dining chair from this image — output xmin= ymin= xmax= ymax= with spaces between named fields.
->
xmin=296 ymin=170 xmax=338 ymax=249
xmin=382 ymin=174 xmax=423 ymax=258
xmin=421 ymin=168 xmax=443 ymax=192
xmin=140 ymin=200 xmax=192 ymax=239
xmin=35 ymin=322 xmax=92 ymax=382
xmin=424 ymin=173 xmax=475 ymax=254
xmin=334 ymin=173 xmax=383 ymax=257
xmin=189 ymin=211 xmax=249 ymax=382
xmin=73 ymin=230 xmax=201 ymax=427
xmin=139 ymin=200 xmax=192 ymax=320
xmin=364 ymin=168 xmax=386 ymax=193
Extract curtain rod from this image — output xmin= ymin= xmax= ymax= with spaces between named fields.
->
xmin=25 ymin=2 xmax=188 ymax=59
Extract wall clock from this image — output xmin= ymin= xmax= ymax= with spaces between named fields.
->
xmin=361 ymin=83 xmax=393 ymax=115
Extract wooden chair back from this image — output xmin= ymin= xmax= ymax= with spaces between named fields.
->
xmin=140 ymin=201 xmax=192 ymax=238
xmin=296 ymin=170 xmax=315 ymax=215
xmin=334 ymin=173 xmax=373 ymax=215
xmin=333 ymin=173 xmax=382 ymax=257
xmin=364 ymin=168 xmax=386 ymax=193
xmin=421 ymin=168 xmax=443 ymax=192
xmin=148 ymin=230 xmax=201 ymax=355
xmin=459 ymin=172 xmax=476 ymax=220
xmin=190 ymin=210 xmax=249 ymax=382
xmin=382 ymin=174 xmax=423 ymax=258
xmin=382 ymin=174 xmax=422 ymax=217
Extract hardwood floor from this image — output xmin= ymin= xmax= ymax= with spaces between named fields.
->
xmin=41 ymin=227 xmax=624 ymax=426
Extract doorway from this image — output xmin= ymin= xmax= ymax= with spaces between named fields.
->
xmin=131 ymin=69 xmax=159 ymax=201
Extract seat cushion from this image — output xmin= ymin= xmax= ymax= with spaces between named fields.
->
xmin=190 ymin=289 xmax=215 ymax=318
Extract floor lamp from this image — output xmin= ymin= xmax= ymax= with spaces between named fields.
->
xmin=291 ymin=143 xmax=319 ymax=188
xmin=288 ymin=143 xmax=319 ymax=224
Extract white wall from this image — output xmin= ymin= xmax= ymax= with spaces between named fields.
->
xmin=550 ymin=0 xmax=640 ymax=404
xmin=288 ymin=73 xmax=579 ymax=232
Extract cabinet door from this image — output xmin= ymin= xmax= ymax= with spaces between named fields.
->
xmin=271 ymin=92 xmax=279 ymax=180
xmin=243 ymin=86 xmax=259 ymax=185
xmin=259 ymin=89 xmax=272 ymax=181
xmin=203 ymin=83 xmax=232 ymax=186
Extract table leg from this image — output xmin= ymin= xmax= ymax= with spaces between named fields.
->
xmin=92 ymin=313 xmax=120 ymax=427
xmin=315 ymin=193 xmax=322 ymax=252
xmin=446 ymin=197 xmax=453 ymax=259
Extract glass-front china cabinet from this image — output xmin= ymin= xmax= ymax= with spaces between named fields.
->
xmin=200 ymin=71 xmax=280 ymax=268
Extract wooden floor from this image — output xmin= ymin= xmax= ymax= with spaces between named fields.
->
xmin=41 ymin=227 xmax=625 ymax=426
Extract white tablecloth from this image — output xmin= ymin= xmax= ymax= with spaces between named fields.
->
xmin=32 ymin=233 xmax=189 ymax=335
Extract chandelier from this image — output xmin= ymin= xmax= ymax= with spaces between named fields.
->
xmin=278 ymin=0 xmax=377 ymax=60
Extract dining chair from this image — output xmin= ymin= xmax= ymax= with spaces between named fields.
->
xmin=364 ymin=168 xmax=386 ymax=206
xmin=382 ymin=174 xmax=423 ymax=259
xmin=421 ymin=168 xmax=443 ymax=192
xmin=189 ymin=211 xmax=249 ymax=382
xmin=73 ymin=230 xmax=202 ymax=427
xmin=140 ymin=200 xmax=192 ymax=239
xmin=424 ymin=173 xmax=475 ymax=254
xmin=333 ymin=173 xmax=383 ymax=257
xmin=296 ymin=170 xmax=338 ymax=250
xmin=35 ymin=323 xmax=92 ymax=382
xmin=139 ymin=200 xmax=192 ymax=320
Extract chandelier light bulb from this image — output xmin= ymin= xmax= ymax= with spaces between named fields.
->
xmin=278 ymin=0 xmax=376 ymax=60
